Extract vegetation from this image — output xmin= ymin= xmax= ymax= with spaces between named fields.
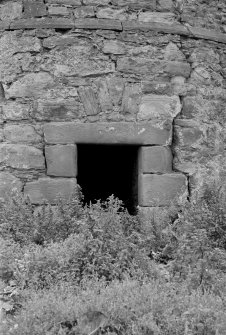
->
xmin=0 ymin=183 xmax=226 ymax=334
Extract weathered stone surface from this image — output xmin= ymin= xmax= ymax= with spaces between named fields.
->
xmin=182 ymin=96 xmax=225 ymax=123
xmin=3 ymin=125 xmax=42 ymax=144
xmin=164 ymin=42 xmax=186 ymax=61
xmin=78 ymin=87 xmax=101 ymax=116
xmin=74 ymin=19 xmax=122 ymax=30
xmin=139 ymin=146 xmax=172 ymax=173
xmin=121 ymin=85 xmax=141 ymax=115
xmin=10 ymin=18 xmax=74 ymax=29
xmin=111 ymin=0 xmax=156 ymax=10
xmin=187 ymin=26 xmax=226 ymax=44
xmin=0 ymin=172 xmax=22 ymax=199
xmin=33 ymin=99 xmax=82 ymax=121
xmin=174 ymin=125 xmax=204 ymax=148
xmin=97 ymin=8 xmax=127 ymax=20
xmin=139 ymin=173 xmax=188 ymax=206
xmin=107 ymin=77 xmax=125 ymax=106
xmin=138 ymin=12 xmax=176 ymax=23
xmin=0 ymin=144 xmax=45 ymax=169
xmin=44 ymin=122 xmax=172 ymax=145
xmin=6 ymin=72 xmax=54 ymax=99
xmin=74 ymin=6 xmax=95 ymax=18
xmin=2 ymin=102 xmax=31 ymax=120
xmin=48 ymin=6 xmax=70 ymax=16
xmin=0 ymin=22 xmax=10 ymax=30
xmin=0 ymin=32 xmax=41 ymax=83
xmin=47 ymin=0 xmax=81 ymax=4
xmin=117 ymin=57 xmax=191 ymax=78
xmin=41 ymin=43 xmax=115 ymax=77
xmin=103 ymin=40 xmax=126 ymax=54
xmin=157 ymin=0 xmax=173 ymax=11
xmin=97 ymin=80 xmax=113 ymax=112
xmin=42 ymin=35 xmax=79 ymax=49
xmin=23 ymin=0 xmax=47 ymax=18
xmin=45 ymin=145 xmax=77 ymax=177
xmin=138 ymin=95 xmax=181 ymax=121
xmin=122 ymin=21 xmax=189 ymax=35
xmin=0 ymin=2 xmax=22 ymax=21
xmin=24 ymin=177 xmax=77 ymax=204
xmin=83 ymin=0 xmax=110 ymax=4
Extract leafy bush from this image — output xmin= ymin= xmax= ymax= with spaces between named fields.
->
xmin=2 ymin=279 xmax=226 ymax=335
xmin=167 ymin=183 xmax=226 ymax=293
xmin=0 ymin=193 xmax=155 ymax=288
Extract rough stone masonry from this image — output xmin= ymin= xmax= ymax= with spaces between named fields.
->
xmin=0 ymin=0 xmax=226 ymax=217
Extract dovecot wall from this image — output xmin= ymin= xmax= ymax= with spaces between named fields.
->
xmin=0 ymin=0 xmax=226 ymax=216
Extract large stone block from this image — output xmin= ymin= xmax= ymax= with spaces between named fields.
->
xmin=138 ymin=95 xmax=181 ymax=121
xmin=0 ymin=172 xmax=22 ymax=200
xmin=45 ymin=145 xmax=77 ymax=177
xmin=96 ymin=8 xmax=127 ymax=20
xmin=0 ymin=144 xmax=45 ymax=169
xmin=2 ymin=102 xmax=31 ymax=120
xmin=6 ymin=72 xmax=54 ymax=99
xmin=117 ymin=57 xmax=191 ymax=78
xmin=23 ymin=0 xmax=47 ymax=18
xmin=174 ymin=124 xmax=204 ymax=147
xmin=139 ymin=173 xmax=188 ymax=206
xmin=0 ymin=32 xmax=41 ymax=83
xmin=139 ymin=146 xmax=172 ymax=173
xmin=33 ymin=99 xmax=82 ymax=121
xmin=24 ymin=177 xmax=77 ymax=204
xmin=44 ymin=122 xmax=172 ymax=145
xmin=4 ymin=125 xmax=42 ymax=144
xmin=138 ymin=12 xmax=176 ymax=23
xmin=0 ymin=2 xmax=23 ymax=21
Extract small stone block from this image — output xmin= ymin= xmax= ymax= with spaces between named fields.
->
xmin=45 ymin=144 xmax=77 ymax=177
xmin=139 ymin=173 xmax=187 ymax=206
xmin=24 ymin=177 xmax=77 ymax=204
xmin=139 ymin=146 xmax=172 ymax=173
xmin=0 ymin=172 xmax=22 ymax=200
xmin=78 ymin=87 xmax=101 ymax=116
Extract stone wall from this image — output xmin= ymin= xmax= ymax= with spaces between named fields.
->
xmin=0 ymin=0 xmax=225 ymax=214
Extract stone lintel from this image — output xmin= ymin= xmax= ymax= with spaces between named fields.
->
xmin=24 ymin=177 xmax=77 ymax=204
xmin=139 ymin=173 xmax=188 ymax=206
xmin=44 ymin=122 xmax=172 ymax=145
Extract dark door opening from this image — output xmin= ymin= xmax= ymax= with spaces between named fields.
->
xmin=77 ymin=144 xmax=139 ymax=215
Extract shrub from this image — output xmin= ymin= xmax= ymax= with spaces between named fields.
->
xmin=2 ymin=279 xmax=226 ymax=335
xmin=0 ymin=193 xmax=155 ymax=288
xmin=167 ymin=183 xmax=226 ymax=293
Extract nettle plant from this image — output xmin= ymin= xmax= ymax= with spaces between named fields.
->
xmin=0 ymin=190 xmax=154 ymax=289
xmin=168 ymin=183 xmax=226 ymax=293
